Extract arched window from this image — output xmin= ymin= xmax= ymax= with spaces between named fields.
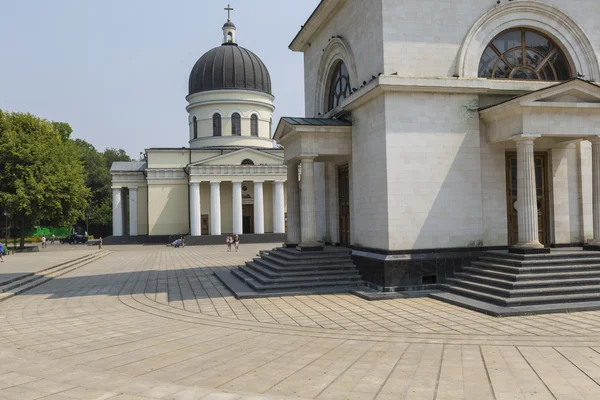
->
xmin=327 ymin=61 xmax=352 ymax=112
xmin=192 ymin=116 xmax=197 ymax=139
xmin=478 ymin=28 xmax=572 ymax=81
xmin=231 ymin=113 xmax=241 ymax=136
xmin=269 ymin=117 xmax=273 ymax=138
xmin=241 ymin=159 xmax=254 ymax=165
xmin=251 ymin=114 xmax=259 ymax=137
xmin=212 ymin=114 xmax=221 ymax=136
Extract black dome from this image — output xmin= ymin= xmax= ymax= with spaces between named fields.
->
xmin=189 ymin=43 xmax=272 ymax=96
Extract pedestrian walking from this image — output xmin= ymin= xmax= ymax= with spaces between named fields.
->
xmin=41 ymin=236 xmax=47 ymax=249
xmin=51 ymin=234 xmax=55 ymax=244
xmin=234 ymin=234 xmax=239 ymax=252
xmin=226 ymin=236 xmax=232 ymax=252
xmin=98 ymin=237 xmax=103 ymax=250
xmin=0 ymin=241 xmax=4 ymax=262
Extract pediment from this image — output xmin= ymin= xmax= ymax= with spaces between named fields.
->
xmin=189 ymin=148 xmax=284 ymax=167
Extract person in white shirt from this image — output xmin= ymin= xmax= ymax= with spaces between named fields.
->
xmin=41 ymin=236 xmax=47 ymax=248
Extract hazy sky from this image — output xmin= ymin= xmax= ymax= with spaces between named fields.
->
xmin=0 ymin=0 xmax=320 ymax=158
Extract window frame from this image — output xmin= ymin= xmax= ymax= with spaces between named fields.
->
xmin=327 ymin=61 xmax=352 ymax=112
xmin=192 ymin=116 xmax=198 ymax=139
xmin=212 ymin=113 xmax=222 ymax=137
xmin=231 ymin=112 xmax=241 ymax=136
xmin=250 ymin=114 xmax=259 ymax=137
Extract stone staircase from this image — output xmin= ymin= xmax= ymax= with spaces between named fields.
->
xmin=215 ymin=247 xmax=363 ymax=299
xmin=431 ymin=249 xmax=600 ymax=316
xmin=0 ymin=250 xmax=111 ymax=302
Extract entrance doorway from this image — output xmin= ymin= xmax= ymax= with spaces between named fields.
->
xmin=506 ymin=153 xmax=549 ymax=246
xmin=338 ymin=164 xmax=350 ymax=247
xmin=243 ymin=205 xmax=254 ymax=234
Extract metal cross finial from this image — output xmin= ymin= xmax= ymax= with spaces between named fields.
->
xmin=224 ymin=4 xmax=233 ymax=21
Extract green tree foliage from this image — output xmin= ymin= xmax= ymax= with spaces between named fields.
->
xmin=0 ymin=110 xmax=90 ymax=248
xmin=51 ymin=121 xmax=73 ymax=142
xmin=72 ymin=140 xmax=131 ymax=232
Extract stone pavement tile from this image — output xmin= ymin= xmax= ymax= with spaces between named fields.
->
xmin=59 ymin=386 xmax=119 ymax=399
xmin=18 ymin=379 xmax=75 ymax=396
xmin=139 ymin=383 xmax=183 ymax=399
xmin=0 ymin=385 xmax=47 ymax=400
xmin=0 ymin=371 xmax=40 ymax=386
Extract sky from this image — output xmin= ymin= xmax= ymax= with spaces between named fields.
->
xmin=0 ymin=0 xmax=320 ymax=158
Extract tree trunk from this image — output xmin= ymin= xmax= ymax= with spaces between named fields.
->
xmin=19 ymin=218 xmax=25 ymax=249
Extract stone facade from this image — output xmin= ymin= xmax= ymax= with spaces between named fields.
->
xmin=277 ymin=0 xmax=600 ymax=290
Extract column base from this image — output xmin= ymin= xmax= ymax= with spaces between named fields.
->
xmin=508 ymin=246 xmax=550 ymax=255
xmin=283 ymin=242 xmax=299 ymax=248
xmin=296 ymin=242 xmax=324 ymax=252
xmin=584 ymin=243 xmax=600 ymax=252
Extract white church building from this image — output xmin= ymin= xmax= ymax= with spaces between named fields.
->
xmin=110 ymin=17 xmax=287 ymax=242
xmin=273 ymin=0 xmax=600 ymax=290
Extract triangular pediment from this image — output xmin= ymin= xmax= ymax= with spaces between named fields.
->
xmin=189 ymin=148 xmax=284 ymax=167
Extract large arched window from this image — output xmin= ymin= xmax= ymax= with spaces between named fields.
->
xmin=212 ymin=114 xmax=221 ymax=136
xmin=192 ymin=116 xmax=197 ymax=139
xmin=478 ymin=28 xmax=572 ymax=81
xmin=327 ymin=61 xmax=351 ymax=112
xmin=250 ymin=114 xmax=259 ymax=137
xmin=231 ymin=113 xmax=241 ymax=136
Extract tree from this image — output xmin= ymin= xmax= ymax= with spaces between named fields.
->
xmin=51 ymin=121 xmax=73 ymax=142
xmin=72 ymin=140 xmax=131 ymax=234
xmin=0 ymin=110 xmax=90 ymax=248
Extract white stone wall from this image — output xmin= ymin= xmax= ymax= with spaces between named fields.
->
xmin=302 ymin=0 xmax=383 ymax=116
xmin=384 ymin=92 xmax=483 ymax=250
xmin=580 ymin=140 xmax=594 ymax=242
xmin=380 ymin=0 xmax=600 ymax=78
xmin=351 ymin=96 xmax=389 ymax=249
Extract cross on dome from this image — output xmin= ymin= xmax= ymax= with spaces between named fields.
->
xmin=224 ymin=4 xmax=233 ymax=21
xmin=222 ymin=4 xmax=237 ymax=44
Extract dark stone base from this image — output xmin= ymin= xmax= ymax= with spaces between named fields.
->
xmin=296 ymin=244 xmax=324 ymax=252
xmin=584 ymin=244 xmax=600 ymax=252
xmin=508 ymin=247 xmax=551 ymax=254
xmin=283 ymin=242 xmax=299 ymax=248
xmin=351 ymin=245 xmax=505 ymax=291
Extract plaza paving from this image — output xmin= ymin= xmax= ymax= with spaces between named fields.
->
xmin=2 ymin=244 xmax=600 ymax=399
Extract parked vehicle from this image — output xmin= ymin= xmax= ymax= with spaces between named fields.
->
xmin=60 ymin=234 xmax=88 ymax=244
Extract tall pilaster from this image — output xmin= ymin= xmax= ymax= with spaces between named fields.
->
xmin=190 ymin=182 xmax=201 ymax=236
xmin=298 ymin=155 xmax=322 ymax=250
xmin=286 ymin=161 xmax=301 ymax=246
xmin=210 ymin=182 xmax=221 ymax=235
xmin=588 ymin=137 xmax=600 ymax=247
xmin=129 ymin=187 xmax=138 ymax=236
xmin=112 ymin=188 xmax=123 ymax=237
xmin=232 ymin=181 xmax=243 ymax=235
xmin=513 ymin=136 xmax=545 ymax=252
xmin=273 ymin=181 xmax=285 ymax=233
xmin=326 ymin=163 xmax=340 ymax=244
xmin=254 ymin=181 xmax=265 ymax=234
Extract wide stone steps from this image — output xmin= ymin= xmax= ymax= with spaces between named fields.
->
xmin=0 ymin=251 xmax=111 ymax=303
xmin=216 ymin=246 xmax=363 ymax=299
xmin=433 ymin=249 xmax=600 ymax=316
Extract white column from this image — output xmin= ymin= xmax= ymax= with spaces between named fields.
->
xmin=210 ymin=182 xmax=221 ymax=235
xmin=514 ymin=136 xmax=543 ymax=249
xmin=129 ymin=187 xmax=138 ymax=236
xmin=254 ymin=181 xmax=265 ymax=234
xmin=286 ymin=161 xmax=301 ymax=245
xmin=190 ymin=182 xmax=201 ymax=236
xmin=590 ymin=137 xmax=600 ymax=246
xmin=299 ymin=155 xmax=321 ymax=249
xmin=232 ymin=181 xmax=243 ymax=235
xmin=326 ymin=163 xmax=340 ymax=244
xmin=112 ymin=188 xmax=123 ymax=236
xmin=273 ymin=181 xmax=285 ymax=233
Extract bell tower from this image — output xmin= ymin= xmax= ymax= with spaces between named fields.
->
xmin=222 ymin=4 xmax=236 ymax=44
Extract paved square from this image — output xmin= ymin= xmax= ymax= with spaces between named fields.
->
xmin=2 ymin=244 xmax=600 ymax=399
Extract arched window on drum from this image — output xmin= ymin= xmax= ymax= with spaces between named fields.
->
xmin=212 ymin=114 xmax=222 ymax=137
xmin=478 ymin=28 xmax=572 ymax=81
xmin=231 ymin=113 xmax=241 ymax=136
xmin=251 ymin=114 xmax=259 ymax=137
xmin=327 ymin=61 xmax=351 ymax=112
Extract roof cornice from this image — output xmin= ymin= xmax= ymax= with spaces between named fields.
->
xmin=289 ymin=0 xmax=346 ymax=52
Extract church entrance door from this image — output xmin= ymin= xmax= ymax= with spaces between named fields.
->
xmin=242 ymin=205 xmax=254 ymax=234
xmin=506 ymin=153 xmax=549 ymax=246
xmin=338 ymin=164 xmax=350 ymax=247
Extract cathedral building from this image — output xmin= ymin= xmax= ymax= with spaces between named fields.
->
xmin=110 ymin=16 xmax=287 ymax=241
xmin=273 ymin=0 xmax=600 ymax=292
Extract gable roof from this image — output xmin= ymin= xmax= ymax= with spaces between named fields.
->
xmin=188 ymin=148 xmax=284 ymax=167
xmin=110 ymin=161 xmax=147 ymax=173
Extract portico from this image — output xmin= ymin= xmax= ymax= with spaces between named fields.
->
xmin=275 ymin=117 xmax=353 ymax=250
xmin=480 ymin=79 xmax=600 ymax=252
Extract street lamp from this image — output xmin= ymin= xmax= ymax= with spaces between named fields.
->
xmin=85 ymin=209 xmax=90 ymax=236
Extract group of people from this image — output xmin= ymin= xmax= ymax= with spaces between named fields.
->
xmin=40 ymin=234 xmax=56 ymax=248
xmin=226 ymin=235 xmax=240 ymax=252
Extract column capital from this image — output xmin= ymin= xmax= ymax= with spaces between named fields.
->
xmin=253 ymin=180 xmax=265 ymax=184
xmin=231 ymin=180 xmax=244 ymax=184
xmin=588 ymin=135 xmax=600 ymax=144
xmin=209 ymin=181 xmax=221 ymax=185
xmin=297 ymin=154 xmax=319 ymax=161
xmin=273 ymin=180 xmax=286 ymax=184
xmin=511 ymin=134 xmax=541 ymax=143
xmin=189 ymin=181 xmax=200 ymax=186
xmin=128 ymin=187 xmax=138 ymax=192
